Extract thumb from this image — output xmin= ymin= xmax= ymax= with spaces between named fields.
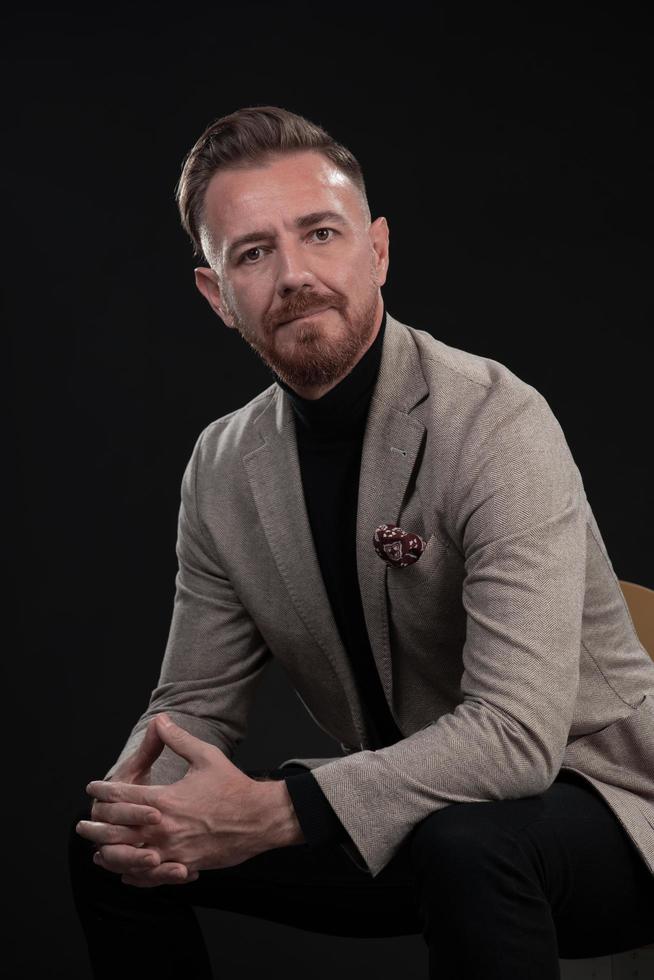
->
xmin=134 ymin=716 xmax=167 ymax=768
xmin=154 ymin=713 xmax=205 ymax=766
xmin=118 ymin=717 xmax=165 ymax=781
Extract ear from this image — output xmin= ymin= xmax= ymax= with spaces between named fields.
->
xmin=369 ymin=216 xmax=389 ymax=288
xmin=194 ymin=266 xmax=236 ymax=327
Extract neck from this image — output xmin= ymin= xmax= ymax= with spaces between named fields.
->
xmin=274 ymin=305 xmax=387 ymax=439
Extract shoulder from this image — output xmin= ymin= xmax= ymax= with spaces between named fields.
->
xmin=394 ymin=316 xmax=571 ymax=465
xmin=187 ymin=382 xmax=278 ymax=470
xmin=404 ymin=319 xmax=536 ymax=403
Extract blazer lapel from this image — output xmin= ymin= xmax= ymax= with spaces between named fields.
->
xmin=243 ymin=386 xmax=369 ymax=746
xmin=356 ymin=312 xmax=429 ymax=711
xmin=243 ymin=310 xmax=429 ymax=743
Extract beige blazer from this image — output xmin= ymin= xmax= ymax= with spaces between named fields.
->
xmin=106 ymin=311 xmax=654 ymax=879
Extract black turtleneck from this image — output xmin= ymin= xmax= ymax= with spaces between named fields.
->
xmin=272 ymin=306 xmax=404 ymax=852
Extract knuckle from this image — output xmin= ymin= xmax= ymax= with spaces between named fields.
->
xmin=157 ymin=816 xmax=174 ymax=837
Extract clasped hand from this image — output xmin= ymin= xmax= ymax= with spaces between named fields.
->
xmin=76 ymin=713 xmax=271 ymax=888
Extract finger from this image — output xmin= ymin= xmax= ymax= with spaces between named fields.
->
xmin=153 ymin=713 xmax=210 ymax=767
xmin=90 ymin=800 xmax=162 ymax=826
xmin=121 ymin=864 xmax=200 ymax=889
xmin=86 ymin=779 xmax=157 ymax=806
xmin=77 ymin=819 xmax=154 ymax=848
xmin=93 ymin=843 xmax=161 ymax=874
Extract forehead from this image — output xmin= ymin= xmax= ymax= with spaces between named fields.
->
xmin=201 ymin=151 xmax=363 ymax=253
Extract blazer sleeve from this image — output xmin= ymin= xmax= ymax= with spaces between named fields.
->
xmin=103 ymin=428 xmax=273 ymax=785
xmin=308 ymin=383 xmax=589 ymax=877
xmin=283 ymin=769 xmax=351 ymax=848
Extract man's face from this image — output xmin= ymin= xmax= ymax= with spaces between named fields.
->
xmin=193 ymin=150 xmax=389 ymax=397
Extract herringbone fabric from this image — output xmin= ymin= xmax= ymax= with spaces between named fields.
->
xmin=105 ymin=312 xmax=654 ymax=879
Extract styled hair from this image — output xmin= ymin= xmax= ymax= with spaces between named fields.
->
xmin=174 ymin=105 xmax=371 ymax=266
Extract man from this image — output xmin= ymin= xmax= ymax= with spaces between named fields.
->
xmin=69 ymin=106 xmax=654 ymax=979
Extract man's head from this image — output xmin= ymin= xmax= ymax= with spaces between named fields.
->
xmin=175 ymin=106 xmax=389 ymax=398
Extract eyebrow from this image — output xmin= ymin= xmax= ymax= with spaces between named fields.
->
xmin=226 ymin=210 xmax=348 ymax=262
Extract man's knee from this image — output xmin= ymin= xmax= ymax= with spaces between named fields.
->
xmin=408 ymin=800 xmax=516 ymax=879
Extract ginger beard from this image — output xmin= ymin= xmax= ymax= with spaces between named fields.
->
xmin=220 ymin=263 xmax=381 ymax=391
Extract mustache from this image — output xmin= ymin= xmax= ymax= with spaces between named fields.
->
xmin=274 ymin=298 xmax=339 ymax=327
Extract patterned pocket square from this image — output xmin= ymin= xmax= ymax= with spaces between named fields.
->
xmin=373 ymin=523 xmax=427 ymax=567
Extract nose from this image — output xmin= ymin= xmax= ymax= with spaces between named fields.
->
xmin=275 ymin=237 xmax=318 ymax=296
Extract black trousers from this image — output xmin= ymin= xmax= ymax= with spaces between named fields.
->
xmin=68 ymin=768 xmax=654 ymax=979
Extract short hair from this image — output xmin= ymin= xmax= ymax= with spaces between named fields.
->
xmin=174 ymin=105 xmax=371 ymax=266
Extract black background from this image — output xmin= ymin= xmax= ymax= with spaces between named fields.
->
xmin=4 ymin=4 xmax=653 ymax=977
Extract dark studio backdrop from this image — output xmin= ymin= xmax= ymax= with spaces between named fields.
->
xmin=4 ymin=4 xmax=653 ymax=977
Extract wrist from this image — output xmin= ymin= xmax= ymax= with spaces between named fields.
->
xmin=256 ymin=779 xmax=305 ymax=849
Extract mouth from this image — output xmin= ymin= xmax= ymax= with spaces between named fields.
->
xmin=281 ymin=306 xmax=332 ymax=325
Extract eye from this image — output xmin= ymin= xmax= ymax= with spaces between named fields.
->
xmin=239 ymin=246 xmax=264 ymax=265
xmin=237 ymin=228 xmax=336 ymax=265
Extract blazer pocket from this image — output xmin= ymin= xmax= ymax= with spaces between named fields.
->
xmin=385 ymin=531 xmax=450 ymax=592
xmin=564 ymin=692 xmax=654 ymax=773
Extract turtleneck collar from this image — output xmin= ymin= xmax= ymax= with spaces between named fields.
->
xmin=274 ymin=306 xmax=387 ymax=438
